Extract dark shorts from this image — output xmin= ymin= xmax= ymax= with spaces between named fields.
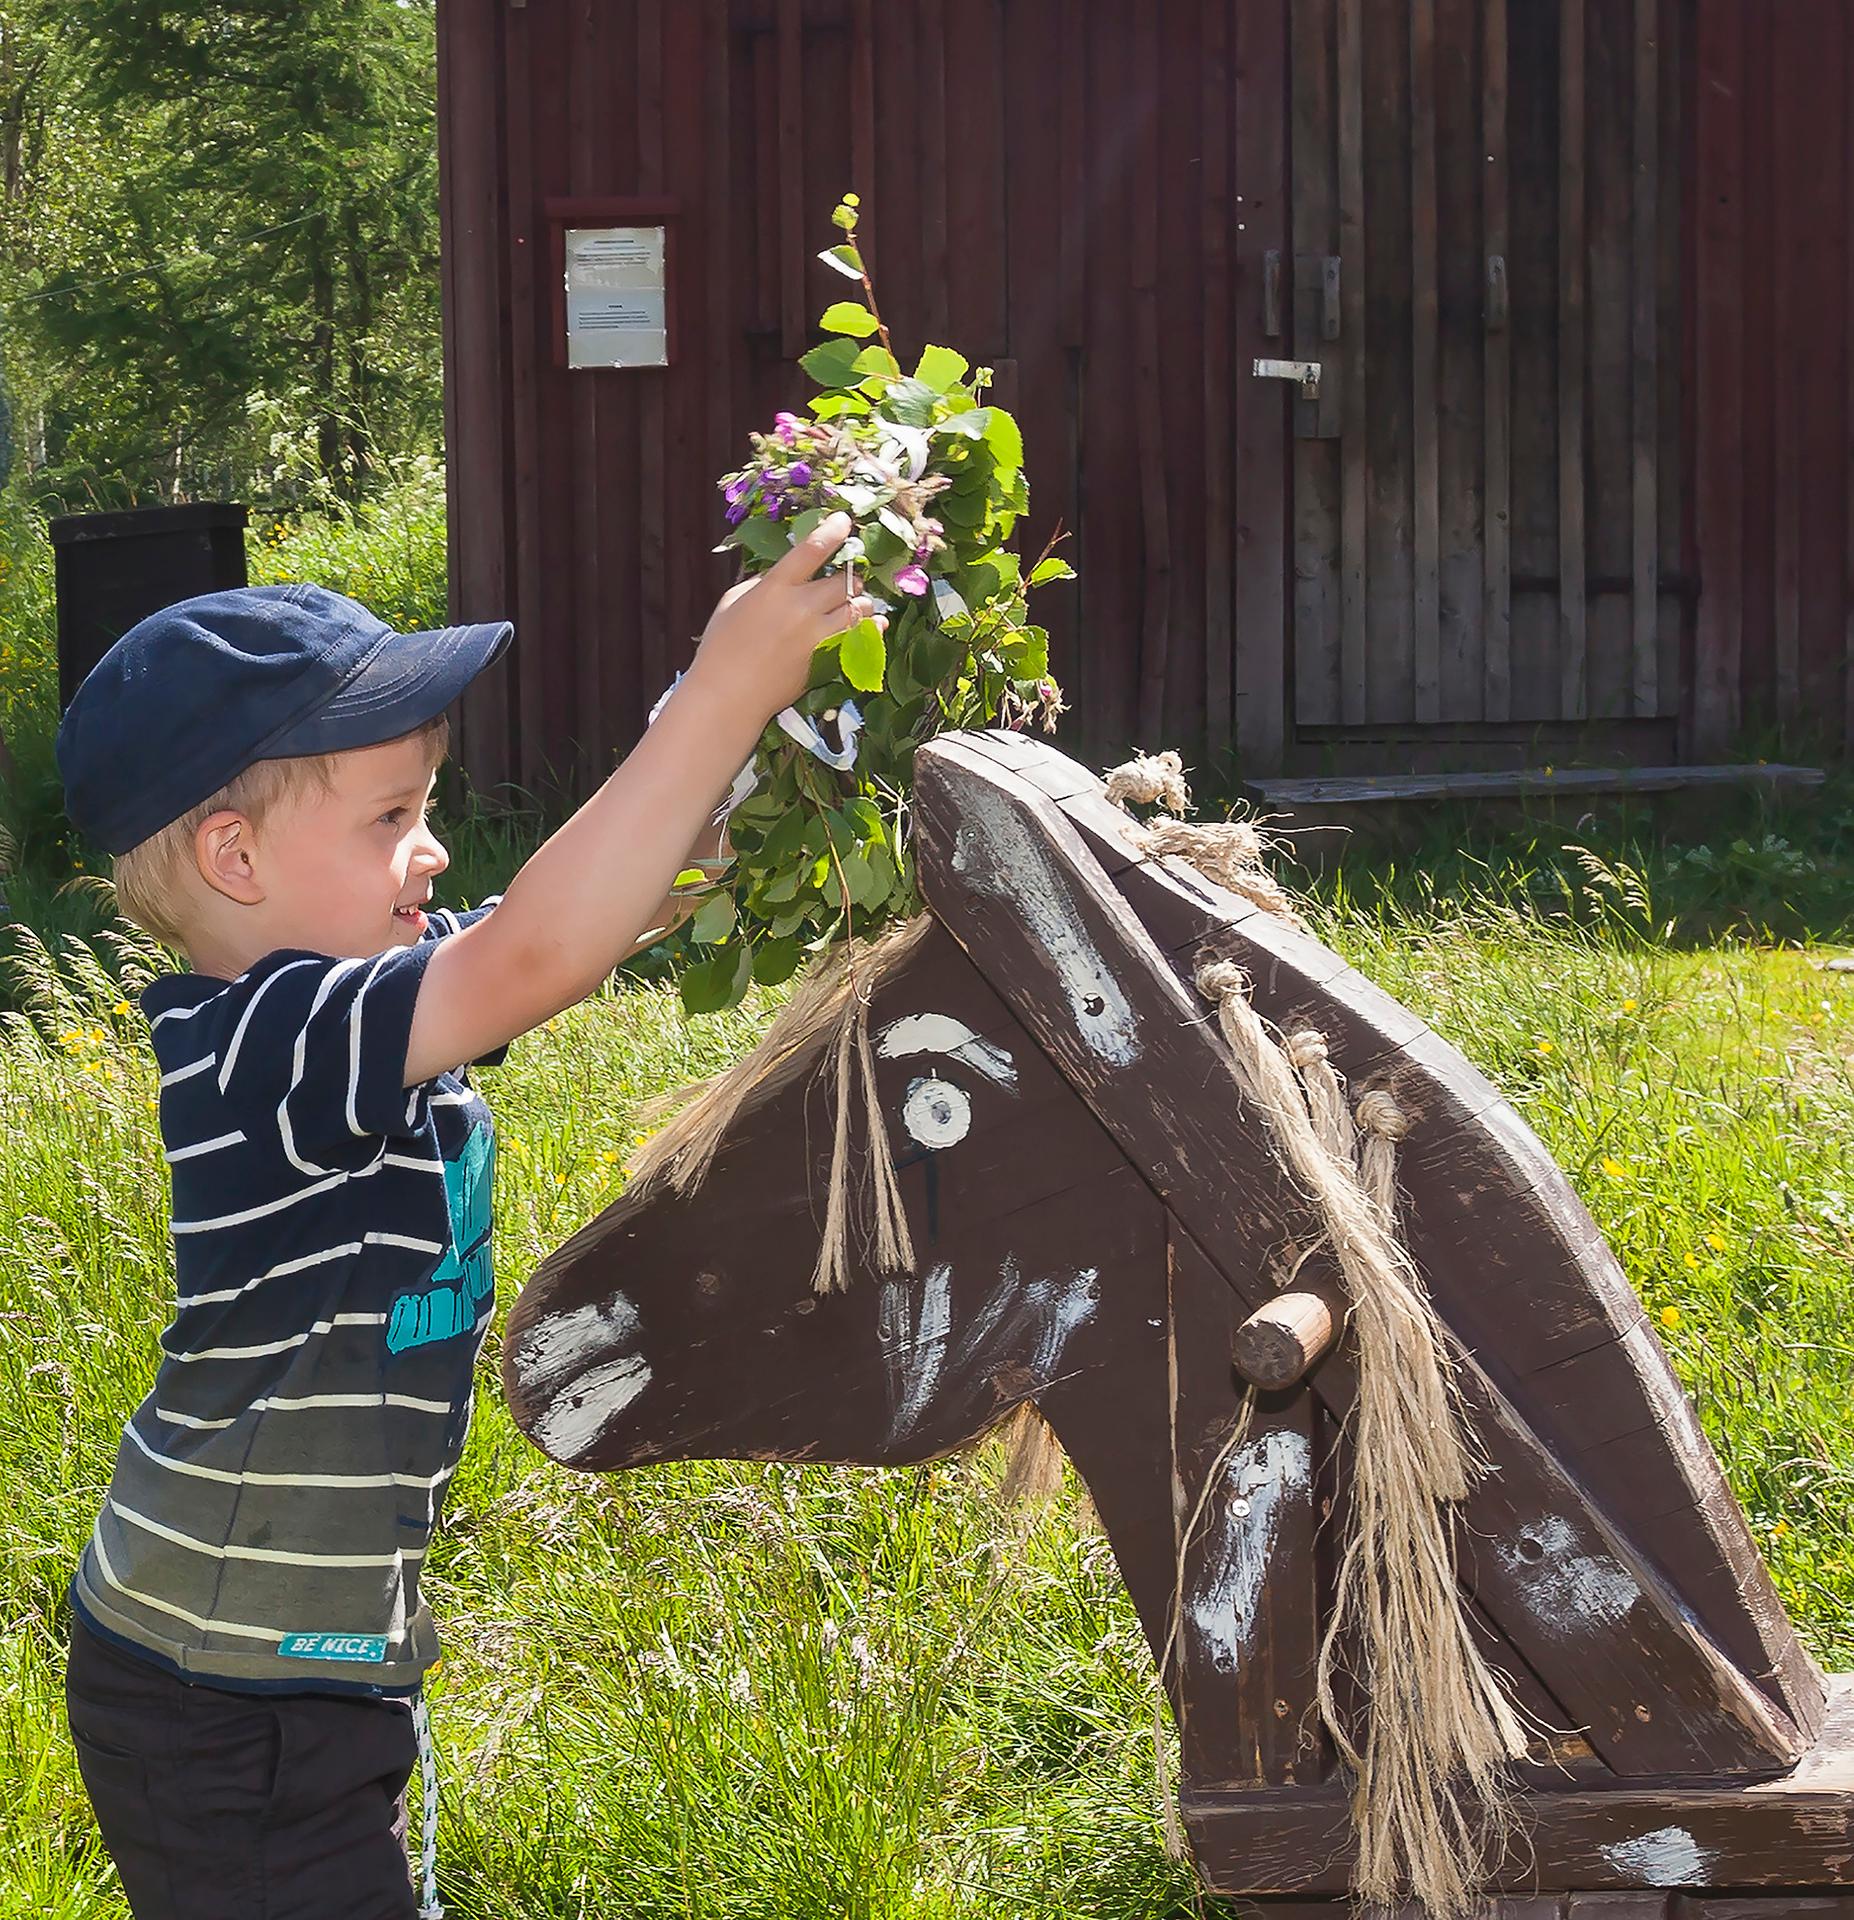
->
xmin=65 ymin=1613 xmax=420 ymax=1920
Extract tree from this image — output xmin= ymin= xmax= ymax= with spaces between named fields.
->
xmin=27 ymin=0 xmax=442 ymax=507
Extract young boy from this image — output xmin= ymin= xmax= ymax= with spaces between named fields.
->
xmin=53 ymin=512 xmax=872 ymax=1919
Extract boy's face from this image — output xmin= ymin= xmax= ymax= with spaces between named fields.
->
xmin=197 ymin=732 xmax=450 ymax=970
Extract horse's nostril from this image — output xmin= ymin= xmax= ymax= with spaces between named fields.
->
xmin=1082 ymin=993 xmax=1106 ymax=1017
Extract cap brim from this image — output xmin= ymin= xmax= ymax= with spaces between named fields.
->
xmin=264 ymin=620 xmax=514 ymax=756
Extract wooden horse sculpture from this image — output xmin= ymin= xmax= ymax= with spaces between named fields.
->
xmin=503 ymin=731 xmax=1853 ymax=1914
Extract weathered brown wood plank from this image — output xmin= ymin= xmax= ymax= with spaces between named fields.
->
xmin=437 ymin=0 xmax=513 ymax=791
xmin=1182 ymin=1675 xmax=1854 ymax=1891
xmin=1770 ymin=2 xmax=1804 ymax=732
xmin=918 ymin=4 xmax=949 ymax=344
xmin=1559 ymin=0 xmax=1587 ymax=721
xmin=914 ymin=736 xmax=1807 ymax=1778
xmin=566 ymin=0 xmax=607 ymax=799
xmin=1410 ymin=0 xmax=1441 ymax=724
xmin=1201 ymin=0 xmax=1233 ymax=756
xmin=1291 ymin=0 xmax=1341 ymax=728
xmin=776 ymin=0 xmax=805 ymax=361
xmin=1336 ymin=0 xmax=1368 ymax=725
xmin=1630 ymin=0 xmax=1659 ymax=717
xmin=1232 ymin=0 xmax=1290 ymax=773
xmin=1692 ymin=0 xmax=1745 ymax=755
xmin=1482 ymin=0 xmax=1512 ymax=723
xmin=1132 ymin=5 xmax=1170 ymax=746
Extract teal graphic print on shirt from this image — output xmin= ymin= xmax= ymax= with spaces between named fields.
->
xmin=387 ymin=1120 xmax=494 ymax=1354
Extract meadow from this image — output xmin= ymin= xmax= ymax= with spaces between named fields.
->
xmin=1 ymin=490 xmax=1851 ymax=1916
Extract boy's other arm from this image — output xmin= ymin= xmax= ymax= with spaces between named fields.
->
xmin=405 ymin=515 xmax=868 ymax=1088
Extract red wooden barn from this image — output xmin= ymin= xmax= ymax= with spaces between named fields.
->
xmin=436 ymin=0 xmax=1854 ymax=799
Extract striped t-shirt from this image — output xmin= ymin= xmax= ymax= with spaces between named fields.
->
xmin=72 ymin=901 xmax=504 ymax=1695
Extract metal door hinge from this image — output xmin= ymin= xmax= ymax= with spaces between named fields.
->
xmin=1253 ymin=358 xmax=1322 ymax=399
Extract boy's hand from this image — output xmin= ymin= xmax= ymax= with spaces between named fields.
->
xmin=687 ymin=512 xmax=881 ymax=716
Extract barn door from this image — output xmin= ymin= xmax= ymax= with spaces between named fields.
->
xmin=1279 ymin=0 xmax=1683 ymax=749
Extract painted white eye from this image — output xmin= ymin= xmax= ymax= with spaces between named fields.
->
xmin=901 ymin=1075 xmax=971 ymax=1150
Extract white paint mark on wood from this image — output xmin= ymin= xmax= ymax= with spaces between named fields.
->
xmin=530 ymin=1353 xmax=652 ymax=1462
xmin=881 ymin=1262 xmax=954 ymax=1442
xmin=1490 ymin=1514 xmax=1642 ymax=1632
xmin=1599 ymin=1825 xmax=1712 ymax=1883
xmin=510 ymin=1295 xmax=642 ymax=1398
xmin=901 ymin=1076 xmax=972 ymax=1150
xmin=950 ymin=787 xmax=1141 ymax=1065
xmin=876 ymin=1013 xmax=1019 ymax=1089
xmin=1188 ymin=1429 xmax=1312 ymax=1674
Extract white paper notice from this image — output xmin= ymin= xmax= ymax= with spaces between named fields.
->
xmin=564 ymin=225 xmax=668 ymax=369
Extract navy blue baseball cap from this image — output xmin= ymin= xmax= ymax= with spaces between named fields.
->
xmin=57 ymin=584 xmax=513 ymax=854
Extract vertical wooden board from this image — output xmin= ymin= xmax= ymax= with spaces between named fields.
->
xmin=1769 ymin=0 xmax=1803 ymax=732
xmin=503 ymin=1 xmax=549 ymax=797
xmin=1434 ymin=0 xmax=1484 ymax=724
xmin=1001 ymin=0 xmax=1080 ymax=723
xmin=1157 ymin=0 xmax=1207 ymax=745
xmin=1083 ymin=0 xmax=1141 ymax=745
xmin=1233 ymin=0 xmax=1290 ymax=774
xmin=748 ymin=25 xmax=779 ymax=343
xmin=1363 ymin=0 xmax=1413 ymax=724
xmin=1163 ymin=1225 xmax=1327 ymax=1789
xmin=1132 ymin=5 xmax=1173 ymax=746
xmin=566 ymin=0 xmax=608 ymax=796
xmin=1057 ymin=0 xmax=1087 ymax=352
xmin=943 ymin=0 xmax=1008 ymax=361
xmin=1482 ymin=0 xmax=1512 ymax=724
xmin=871 ymin=4 xmax=923 ymax=355
xmin=1785 ymin=2 xmax=1847 ymax=737
xmin=1655 ymin=0 xmax=1682 ymax=726
xmin=1291 ymin=0 xmax=1341 ymax=728
xmin=663 ymin=0 xmax=713 ymax=716
xmin=703 ymin=3 xmax=738 ymax=621
xmin=1336 ymin=0 xmax=1369 ymax=725
xmin=1200 ymin=0 xmax=1234 ymax=755
xmin=1847 ymin=5 xmax=1854 ymax=753
xmin=634 ymin=4 xmax=670 ymax=741
xmin=918 ymin=5 xmax=950 ymax=344
xmin=849 ymin=0 xmax=876 ymax=217
xmin=1584 ymin=0 xmax=1633 ymax=724
xmin=438 ymin=0 xmax=514 ymax=794
xmin=1558 ymin=0 xmax=1588 ymax=723
xmin=1505 ymin=0 xmax=1561 ymax=721
xmin=1409 ymin=0 xmax=1442 ymax=724
xmin=1691 ymin=0 xmax=1743 ymax=755
xmin=1629 ymin=0 xmax=1659 ymax=718
xmin=776 ymin=0 xmax=806 ymax=361
xmin=1737 ymin=9 xmax=1775 ymax=729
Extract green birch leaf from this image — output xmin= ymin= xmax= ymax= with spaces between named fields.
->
xmin=751 ymin=937 xmax=805 ymax=986
xmin=1029 ymin=555 xmax=1078 ymax=586
xmin=733 ymin=513 xmax=791 ymax=566
xmin=799 ymin=336 xmax=863 ymax=388
xmin=983 ymin=406 xmax=1024 ymax=475
xmin=913 ymin=344 xmax=970 ymax=392
xmin=839 ymin=616 xmax=888 ymax=692
xmin=820 ymin=301 xmax=881 ymax=338
xmin=690 ymin=891 xmax=738 ymax=946
xmin=818 ymin=243 xmax=865 ymax=280
xmin=680 ymin=942 xmax=752 ymax=1015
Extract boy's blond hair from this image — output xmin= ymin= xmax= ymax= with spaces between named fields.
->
xmin=112 ymin=715 xmax=451 ymax=949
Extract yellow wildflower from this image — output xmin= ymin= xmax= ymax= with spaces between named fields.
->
xmin=113 ymin=1001 xmax=131 ymax=1017
xmin=1705 ymin=1231 xmax=1726 ymax=1252
xmin=1621 ymin=998 xmax=1638 ymax=1013
xmin=1533 ymin=1039 xmax=1554 ymax=1057
xmin=1683 ymin=1252 xmax=1700 ymax=1271
xmin=1770 ymin=1519 xmax=1790 ymax=1541
xmin=1660 ymin=1304 xmax=1681 ymax=1328
xmin=1601 ymin=1155 xmax=1627 ymax=1179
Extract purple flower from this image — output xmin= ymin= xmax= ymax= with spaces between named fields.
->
xmin=774 ymin=411 xmax=802 ymax=446
xmin=788 ymin=461 xmax=813 ymax=488
xmin=725 ymin=498 xmax=750 ymax=525
xmin=724 ymin=472 xmax=756 ymax=505
xmin=765 ymin=493 xmax=787 ymax=520
xmin=913 ymin=541 xmax=933 ymax=563
xmin=894 ymin=564 xmax=930 ymax=597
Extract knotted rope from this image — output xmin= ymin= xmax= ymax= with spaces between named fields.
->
xmin=1106 ymin=755 xmax=1527 ymax=1918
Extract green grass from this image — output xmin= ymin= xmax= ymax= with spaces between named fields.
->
xmin=2 ymin=847 xmax=1851 ymax=1917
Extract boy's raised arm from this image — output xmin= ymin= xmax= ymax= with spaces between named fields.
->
xmin=404 ymin=514 xmax=868 ymax=1088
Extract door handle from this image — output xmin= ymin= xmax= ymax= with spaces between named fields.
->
xmin=1253 ymin=358 xmax=1322 ymax=399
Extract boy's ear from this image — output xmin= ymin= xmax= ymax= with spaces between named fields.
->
xmin=196 ymin=811 xmax=266 ymax=906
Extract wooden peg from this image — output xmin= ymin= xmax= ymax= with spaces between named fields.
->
xmin=1233 ymin=1289 xmax=1340 ymax=1390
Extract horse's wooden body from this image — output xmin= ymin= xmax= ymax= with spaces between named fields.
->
xmin=504 ymin=732 xmax=1853 ymax=1913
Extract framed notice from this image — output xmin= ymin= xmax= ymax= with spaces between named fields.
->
xmin=546 ymin=198 xmax=679 ymax=370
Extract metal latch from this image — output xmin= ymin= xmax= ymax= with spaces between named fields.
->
xmin=1252 ymin=357 xmax=1321 ymax=400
